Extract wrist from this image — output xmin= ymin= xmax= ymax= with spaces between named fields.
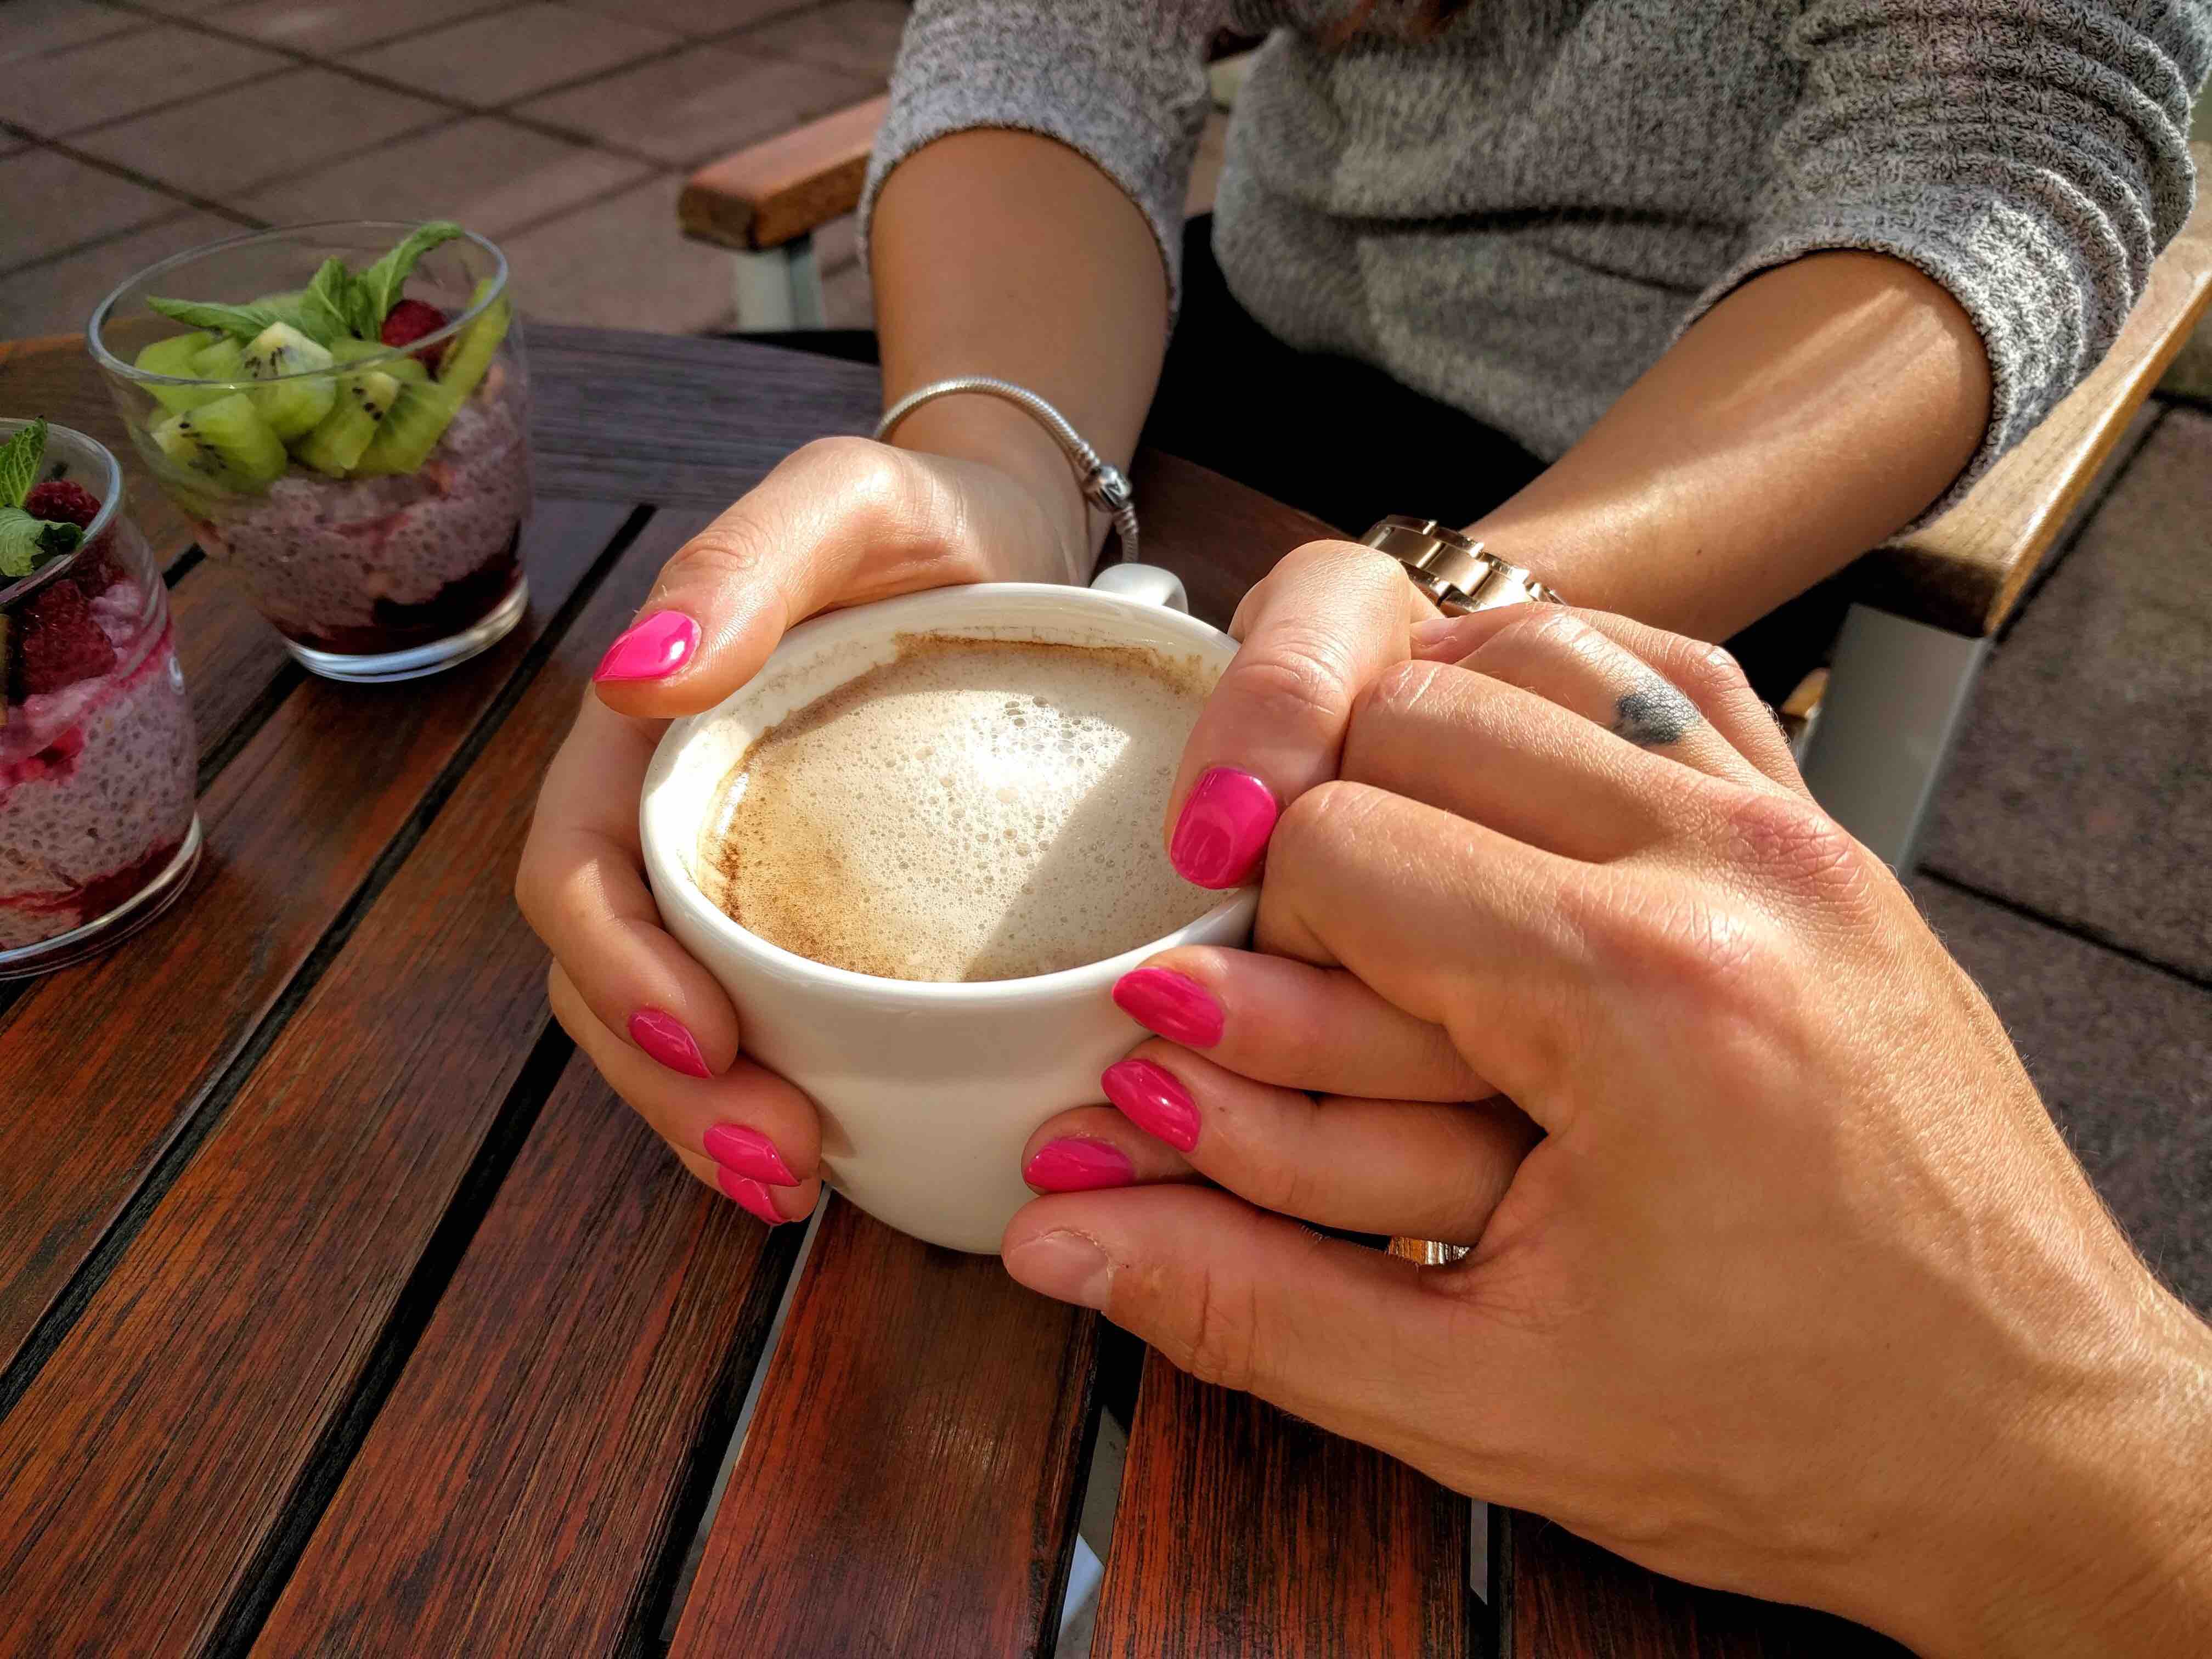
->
xmin=1883 ymin=1309 xmax=2212 ymax=1658
xmin=882 ymin=395 xmax=1092 ymax=585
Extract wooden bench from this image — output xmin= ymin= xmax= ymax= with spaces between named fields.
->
xmin=682 ymin=97 xmax=2212 ymax=870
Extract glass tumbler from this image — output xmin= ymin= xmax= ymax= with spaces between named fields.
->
xmin=88 ymin=222 xmax=533 ymax=684
xmin=1 ymin=419 xmax=201 ymax=978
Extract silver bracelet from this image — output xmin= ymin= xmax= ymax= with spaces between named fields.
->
xmin=873 ymin=376 xmax=1139 ymax=565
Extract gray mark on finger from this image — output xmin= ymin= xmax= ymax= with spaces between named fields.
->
xmin=1610 ymin=680 xmax=1701 ymax=748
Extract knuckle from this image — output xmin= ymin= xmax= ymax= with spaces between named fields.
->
xmin=1355 ymin=656 xmax=1453 ymax=726
xmin=1273 ymin=778 xmax=1383 ymax=867
xmin=1226 ymin=633 xmax=1358 ymax=737
xmin=1718 ymin=789 xmax=1870 ymax=905
xmin=667 ymin=508 xmax=780 ymax=592
xmin=1171 ymin=1263 xmax=1261 ymax=1392
xmin=1581 ymin=873 xmax=1767 ymax=1001
xmin=1678 ymin=640 xmax=1754 ymax=703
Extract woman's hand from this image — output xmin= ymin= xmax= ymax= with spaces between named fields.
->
xmin=517 ymin=437 xmax=1076 ymax=1222
xmin=1007 ymin=607 xmax=2212 ymax=1657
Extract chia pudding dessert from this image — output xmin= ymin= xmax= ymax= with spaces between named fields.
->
xmin=1 ymin=419 xmax=200 ymax=975
xmin=92 ymin=221 xmax=532 ymax=683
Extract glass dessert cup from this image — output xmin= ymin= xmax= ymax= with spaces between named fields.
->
xmin=1 ymin=420 xmax=202 ymax=979
xmin=88 ymin=222 xmax=533 ymax=685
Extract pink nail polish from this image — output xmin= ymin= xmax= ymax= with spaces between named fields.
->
xmin=594 ymin=611 xmax=698 ymax=682
xmin=1113 ymin=967 xmax=1224 ymax=1047
xmin=1169 ymin=767 xmax=1278 ymax=889
xmin=1024 ymin=1137 xmax=1136 ymax=1193
xmin=1006 ymin=1231 xmax=1113 ymax=1310
xmin=718 ymin=1167 xmax=786 ymax=1225
xmin=704 ymin=1122 xmax=795 ymax=1186
xmin=1102 ymin=1057 xmax=1199 ymax=1153
xmin=629 ymin=1007 xmax=711 ymax=1078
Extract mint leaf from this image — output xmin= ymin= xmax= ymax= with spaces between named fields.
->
xmin=358 ymin=221 xmax=465 ymax=330
xmin=0 ymin=417 xmax=43 ymax=509
xmin=0 ymin=507 xmax=83 ymax=579
xmin=146 ymin=295 xmax=295 ymax=341
xmin=299 ymin=259 xmax=364 ymax=345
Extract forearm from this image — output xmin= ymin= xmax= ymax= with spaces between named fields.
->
xmin=1471 ymin=251 xmax=1993 ymax=644
xmin=870 ymin=128 xmax=1172 ymax=582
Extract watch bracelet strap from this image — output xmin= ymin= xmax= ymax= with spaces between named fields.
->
xmin=1360 ymin=515 xmax=1561 ymax=613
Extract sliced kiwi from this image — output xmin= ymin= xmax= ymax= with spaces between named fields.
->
xmin=134 ymin=331 xmax=224 ymax=414
xmin=191 ymin=335 xmax=246 ymax=382
xmin=351 ymin=380 xmax=460 ymax=476
xmin=151 ymin=392 xmax=287 ymax=494
xmin=327 ymin=335 xmax=428 ymax=383
xmin=296 ymin=368 xmax=402 ymax=477
xmin=435 ymin=277 xmax=509 ymax=402
xmin=239 ymin=321 xmax=337 ymax=441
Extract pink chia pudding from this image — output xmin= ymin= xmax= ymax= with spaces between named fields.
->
xmin=1 ymin=567 xmax=198 ymax=951
xmin=191 ymin=364 xmax=531 ymax=656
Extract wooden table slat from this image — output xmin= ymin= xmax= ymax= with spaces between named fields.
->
xmin=252 ymin=1046 xmax=806 ymax=1657
xmin=0 ymin=500 xmax=630 ymax=1378
xmin=166 ymin=557 xmax=297 ymax=789
xmin=668 ymin=1197 xmax=1101 ymax=1659
xmin=1093 ymin=1353 xmax=1474 ymax=1658
xmin=0 ymin=500 xmax=661 ymax=1657
xmin=1499 ymin=1513 xmax=1910 ymax=1659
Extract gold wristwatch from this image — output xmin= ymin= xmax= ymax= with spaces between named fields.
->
xmin=1359 ymin=516 xmax=1561 ymax=614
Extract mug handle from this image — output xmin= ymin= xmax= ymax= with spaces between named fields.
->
xmin=1088 ymin=562 xmax=1189 ymax=613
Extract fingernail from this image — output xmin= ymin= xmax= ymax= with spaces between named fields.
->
xmin=1005 ymin=1230 xmax=1113 ymax=1310
xmin=1102 ymin=1057 xmax=1199 ymax=1153
xmin=1409 ymin=616 xmax=1462 ymax=653
xmin=594 ymin=611 xmax=698 ymax=682
xmin=1169 ymin=767 xmax=1279 ymax=888
xmin=1024 ymin=1137 xmax=1136 ymax=1193
xmin=704 ymin=1122 xmax=795 ymax=1186
xmin=1113 ymin=966 xmax=1223 ymax=1047
xmin=629 ymin=1007 xmax=711 ymax=1078
xmin=718 ymin=1167 xmax=787 ymax=1226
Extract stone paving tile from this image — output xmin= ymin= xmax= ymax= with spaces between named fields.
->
xmin=514 ymin=41 xmax=865 ymax=166
xmin=73 ymin=66 xmax=448 ymax=196
xmin=207 ymin=0 xmax=520 ymax=56
xmin=0 ymin=0 xmax=146 ymax=64
xmin=1921 ymin=408 xmax=2212 ymax=980
xmin=0 ymin=148 xmax=184 ymax=271
xmin=7 ymin=23 xmax=290 ymax=137
xmin=346 ymin=4 xmax=678 ymax=108
xmin=241 ymin=115 xmax=648 ymax=238
xmin=733 ymin=0 xmax=906 ymax=81
xmin=0 ymin=208 xmax=242 ymax=337
xmin=1911 ymin=881 xmax=2212 ymax=1315
xmin=558 ymin=0 xmax=810 ymax=35
xmin=498 ymin=171 xmax=734 ymax=331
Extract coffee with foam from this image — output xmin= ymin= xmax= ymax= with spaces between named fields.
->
xmin=698 ymin=634 xmax=1220 ymax=983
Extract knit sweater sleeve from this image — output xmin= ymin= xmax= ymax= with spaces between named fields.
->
xmin=859 ymin=0 xmax=1232 ymax=309
xmin=1682 ymin=0 xmax=2209 ymax=519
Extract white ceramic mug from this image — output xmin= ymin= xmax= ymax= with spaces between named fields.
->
xmin=641 ymin=570 xmax=1256 ymax=1253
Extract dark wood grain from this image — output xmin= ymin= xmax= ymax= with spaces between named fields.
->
xmin=1126 ymin=449 xmax=1338 ymax=625
xmin=668 ymin=1197 xmax=1101 ymax=1659
xmin=1498 ymin=1515 xmax=1909 ymax=1659
xmin=0 ymin=500 xmax=629 ymax=1374
xmin=0 ymin=505 xmax=698 ymax=1657
xmin=167 ymin=557 xmax=294 ymax=774
xmin=1092 ymin=1354 xmax=1472 ymax=1658
xmin=529 ymin=325 xmax=879 ymax=507
xmin=253 ymin=1025 xmax=804 ymax=1654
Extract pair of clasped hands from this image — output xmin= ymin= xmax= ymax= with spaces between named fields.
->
xmin=518 ymin=439 xmax=2212 ymax=1655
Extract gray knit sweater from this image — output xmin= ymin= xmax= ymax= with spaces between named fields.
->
xmin=862 ymin=1 xmax=2209 ymax=510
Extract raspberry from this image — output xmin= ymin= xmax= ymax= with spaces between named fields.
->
xmin=24 ymin=478 xmax=102 ymax=531
xmin=70 ymin=534 xmax=121 ymax=597
xmin=381 ymin=299 xmax=449 ymax=371
xmin=13 ymin=580 xmax=117 ymax=697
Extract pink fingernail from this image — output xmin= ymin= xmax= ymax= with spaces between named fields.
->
xmin=1113 ymin=967 xmax=1223 ymax=1047
xmin=630 ymin=1007 xmax=711 ymax=1078
xmin=719 ymin=1167 xmax=787 ymax=1225
xmin=594 ymin=611 xmax=698 ymax=682
xmin=1102 ymin=1057 xmax=1199 ymax=1153
xmin=1169 ymin=767 xmax=1278 ymax=889
xmin=1006 ymin=1231 xmax=1113 ymax=1310
xmin=704 ymin=1122 xmax=795 ymax=1185
xmin=1024 ymin=1137 xmax=1136 ymax=1193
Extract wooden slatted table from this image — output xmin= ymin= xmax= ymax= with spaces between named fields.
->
xmin=0 ymin=325 xmax=1898 ymax=1657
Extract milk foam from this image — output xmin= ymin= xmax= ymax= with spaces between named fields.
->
xmin=701 ymin=635 xmax=1218 ymax=982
